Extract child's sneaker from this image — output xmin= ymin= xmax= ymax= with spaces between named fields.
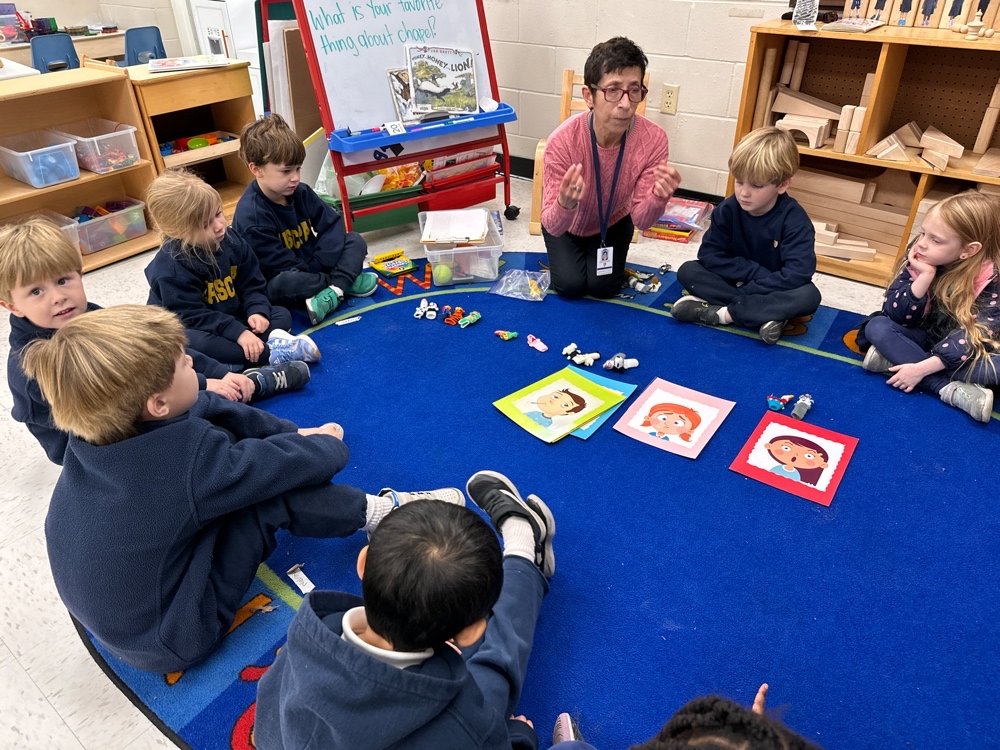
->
xmin=245 ymin=361 xmax=310 ymax=401
xmin=378 ymin=487 xmax=465 ymax=507
xmin=465 ymin=470 xmax=556 ymax=578
xmin=862 ymin=346 xmax=892 ymax=373
xmin=671 ymin=295 xmax=722 ymax=326
xmin=267 ymin=329 xmax=321 ymax=364
xmin=939 ymin=381 xmax=994 ymax=423
xmin=305 ymin=287 xmax=340 ymax=325
xmin=347 ymin=271 xmax=379 ymax=297
xmin=758 ymin=320 xmax=786 ymax=345
xmin=552 ymin=713 xmax=583 ymax=744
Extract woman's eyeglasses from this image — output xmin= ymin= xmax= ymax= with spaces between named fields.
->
xmin=590 ymin=85 xmax=648 ymax=103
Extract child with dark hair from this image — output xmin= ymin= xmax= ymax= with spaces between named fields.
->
xmin=254 ymin=471 xmax=557 ymax=750
xmin=765 ymin=434 xmax=829 ymax=486
xmin=232 ymin=113 xmax=377 ymax=325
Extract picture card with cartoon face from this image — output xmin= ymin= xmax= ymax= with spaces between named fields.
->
xmin=494 ymin=366 xmax=626 ymax=444
xmin=612 ymin=378 xmax=735 ymax=459
xmin=730 ymin=411 xmax=858 ymax=506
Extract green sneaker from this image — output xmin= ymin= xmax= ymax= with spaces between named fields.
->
xmin=346 ymin=271 xmax=379 ymax=297
xmin=304 ymin=287 xmax=340 ymax=325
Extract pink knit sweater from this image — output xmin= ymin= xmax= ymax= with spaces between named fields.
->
xmin=540 ymin=112 xmax=670 ymax=238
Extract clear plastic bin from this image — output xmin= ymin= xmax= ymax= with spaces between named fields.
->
xmin=50 ymin=118 xmax=141 ymax=174
xmin=419 ymin=211 xmax=504 ymax=286
xmin=0 ymin=209 xmax=81 ymax=254
xmin=0 ymin=131 xmax=80 ymax=188
xmin=74 ymin=198 xmax=148 ymax=255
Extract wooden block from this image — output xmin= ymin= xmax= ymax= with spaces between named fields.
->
xmin=919 ymin=125 xmax=964 ymax=159
xmin=850 ymin=106 xmax=866 ymax=132
xmin=990 ymin=80 xmax=1000 ymax=109
xmin=799 ymin=207 xmax=909 ymax=240
xmin=815 ymin=242 xmax=877 ymax=260
xmin=894 ymin=121 xmax=923 ymax=148
xmin=977 ymin=181 xmax=1000 ymax=196
xmin=833 ymin=127 xmax=850 ymax=153
xmin=776 ymin=117 xmax=829 ymax=148
xmin=867 ymin=132 xmax=901 ymax=157
xmin=811 ymin=220 xmax=838 ymax=232
xmin=834 ymin=238 xmax=871 ymax=247
xmin=752 ymin=48 xmax=779 ymax=129
xmin=839 ymin=104 xmax=857 ymax=133
xmin=920 ymin=148 xmax=949 ymax=170
xmin=838 ymin=234 xmax=899 ymax=255
xmin=788 ymin=188 xmax=911 ymax=224
xmin=974 ymin=107 xmax=1000 ymax=154
xmin=973 ymin=147 xmax=1000 ymax=177
xmin=877 ymin=140 xmax=913 ymax=162
xmin=771 ymin=87 xmax=843 ymax=120
xmin=860 ymin=73 xmax=876 ymax=107
xmin=790 ymin=42 xmax=810 ymax=91
xmin=792 ymin=167 xmax=876 ymax=204
xmin=779 ymin=40 xmax=800 ymax=86
xmin=815 ymin=229 xmax=840 ymax=243
xmin=846 ymin=130 xmax=861 ymax=155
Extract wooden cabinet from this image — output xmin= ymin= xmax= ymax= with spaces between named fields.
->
xmin=0 ymin=67 xmax=159 ymax=272
xmin=125 ymin=60 xmax=256 ymax=217
xmin=735 ymin=21 xmax=1000 ymax=286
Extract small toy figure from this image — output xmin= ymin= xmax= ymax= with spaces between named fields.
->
xmin=766 ymin=393 xmax=795 ymax=411
xmin=425 ymin=302 xmax=439 ymax=320
xmin=562 ymin=343 xmax=580 ymax=358
xmin=444 ymin=306 xmax=465 ymax=326
xmin=659 ymin=263 xmax=672 ymax=274
xmin=791 ymin=393 xmax=814 ymax=420
xmin=413 ymin=298 xmax=430 ymax=318
xmin=527 ymin=278 xmax=543 ymax=300
xmin=526 ymin=334 xmax=548 ymax=352
xmin=458 ymin=310 xmax=481 ymax=328
xmin=571 ymin=351 xmax=601 ymax=367
xmin=494 ymin=330 xmax=518 ymax=340
xmin=602 ymin=352 xmax=639 ymax=371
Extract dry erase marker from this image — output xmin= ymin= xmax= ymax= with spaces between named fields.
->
xmin=347 ymin=126 xmax=383 ymax=136
xmin=335 ymin=315 xmax=362 ymax=326
xmin=409 ymin=116 xmax=476 ymax=133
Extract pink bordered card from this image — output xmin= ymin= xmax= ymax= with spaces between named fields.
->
xmin=730 ymin=411 xmax=858 ymax=506
xmin=612 ymin=378 xmax=735 ymax=459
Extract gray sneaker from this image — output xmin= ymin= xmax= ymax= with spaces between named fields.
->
xmin=759 ymin=320 xmax=787 ymax=345
xmin=245 ymin=361 xmax=310 ymax=401
xmin=671 ymin=295 xmax=721 ymax=325
xmin=939 ymin=382 xmax=994 ymax=423
xmin=465 ymin=470 xmax=556 ymax=578
xmin=862 ymin=347 xmax=892 ymax=373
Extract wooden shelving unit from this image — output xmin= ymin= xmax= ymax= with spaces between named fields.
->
xmin=735 ymin=20 xmax=1000 ymax=286
xmin=0 ymin=67 xmax=159 ymax=273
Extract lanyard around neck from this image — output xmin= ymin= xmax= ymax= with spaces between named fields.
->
xmin=589 ymin=113 xmax=628 ymax=247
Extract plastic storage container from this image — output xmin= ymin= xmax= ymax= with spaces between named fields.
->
xmin=419 ymin=211 xmax=503 ymax=286
xmin=0 ymin=131 xmax=80 ymax=188
xmin=74 ymin=198 xmax=148 ymax=254
xmin=50 ymin=118 xmax=141 ymax=174
xmin=0 ymin=209 xmax=81 ymax=254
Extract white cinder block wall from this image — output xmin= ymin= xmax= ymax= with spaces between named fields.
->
xmin=485 ymin=0 xmax=790 ymax=197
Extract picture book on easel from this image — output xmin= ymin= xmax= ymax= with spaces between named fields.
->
xmin=406 ymin=46 xmax=479 ymax=115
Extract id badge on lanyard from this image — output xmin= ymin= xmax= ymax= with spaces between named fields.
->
xmin=590 ymin=115 xmax=627 ymax=277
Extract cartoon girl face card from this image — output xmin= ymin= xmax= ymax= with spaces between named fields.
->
xmin=494 ymin=366 xmax=626 ymax=444
xmin=612 ymin=378 xmax=735 ymax=459
xmin=730 ymin=411 xmax=858 ymax=506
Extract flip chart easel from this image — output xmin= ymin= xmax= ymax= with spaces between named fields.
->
xmin=260 ymin=0 xmax=518 ymax=230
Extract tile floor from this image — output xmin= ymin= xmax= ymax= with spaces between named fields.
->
xmin=0 ymin=177 xmax=884 ymax=748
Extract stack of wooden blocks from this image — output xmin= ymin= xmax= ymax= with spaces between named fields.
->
xmin=788 ymin=168 xmax=909 ymax=263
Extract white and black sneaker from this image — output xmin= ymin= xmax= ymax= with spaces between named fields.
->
xmin=245 ymin=361 xmax=311 ymax=402
xmin=939 ymin=381 xmax=994 ymax=423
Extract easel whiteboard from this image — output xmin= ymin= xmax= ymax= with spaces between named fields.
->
xmin=293 ymin=0 xmax=493 ymax=133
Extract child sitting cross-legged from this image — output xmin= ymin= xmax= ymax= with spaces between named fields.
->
xmin=233 ymin=113 xmax=378 ymax=325
xmin=860 ymin=190 xmax=1000 ymax=423
xmin=0 ymin=218 xmax=305 ymax=465
xmin=672 ymin=126 xmax=821 ymax=345
xmin=145 ymin=168 xmax=321 ymax=369
xmin=22 ymin=304 xmax=464 ymax=673
xmin=254 ymin=471 xmax=557 ymax=750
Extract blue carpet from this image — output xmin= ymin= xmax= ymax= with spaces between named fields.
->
xmin=79 ymin=255 xmax=1000 ymax=750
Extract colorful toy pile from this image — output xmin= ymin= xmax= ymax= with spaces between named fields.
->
xmin=158 ymin=131 xmax=237 ymax=157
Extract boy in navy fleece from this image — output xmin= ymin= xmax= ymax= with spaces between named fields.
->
xmin=0 ymin=218 xmax=303 ymax=465
xmin=671 ymin=127 xmax=821 ymax=345
xmin=254 ymin=472 xmax=557 ymax=750
xmin=232 ymin=113 xmax=378 ymax=325
xmin=22 ymin=304 xmax=464 ymax=672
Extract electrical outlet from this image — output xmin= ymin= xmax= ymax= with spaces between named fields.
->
xmin=660 ymin=84 xmax=679 ymax=115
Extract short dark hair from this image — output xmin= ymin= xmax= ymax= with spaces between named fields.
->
xmin=584 ymin=36 xmax=648 ymax=88
xmin=239 ymin=113 xmax=306 ymax=168
xmin=363 ymin=501 xmax=503 ymax=652
xmin=629 ymin=696 xmax=820 ymax=750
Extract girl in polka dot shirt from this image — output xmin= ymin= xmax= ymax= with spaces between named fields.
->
xmin=860 ymin=190 xmax=1000 ymax=423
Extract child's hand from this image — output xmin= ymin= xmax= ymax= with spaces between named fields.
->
xmin=509 ymin=715 xmax=534 ymax=728
xmin=907 ymin=244 xmax=938 ymax=278
xmin=651 ymin=161 xmax=682 ymax=199
xmin=247 ymin=314 xmax=270 ymax=334
xmin=752 ymin=683 xmax=768 ymax=715
xmin=557 ymin=163 xmax=586 ymax=210
xmin=222 ymin=372 xmax=255 ymax=402
xmin=205 ymin=377 xmax=243 ymax=401
xmin=887 ymin=362 xmax=927 ymax=392
xmin=237 ymin=330 xmax=265 ymax=363
xmin=299 ymin=422 xmax=344 ymax=440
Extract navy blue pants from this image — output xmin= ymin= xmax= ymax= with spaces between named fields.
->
xmin=676 ymin=260 xmax=821 ymax=327
xmin=542 ymin=215 xmax=633 ymax=299
xmin=864 ymin=314 xmax=1000 ymax=394
xmin=266 ymin=232 xmax=368 ymax=305
xmin=185 ymin=305 xmax=292 ymax=368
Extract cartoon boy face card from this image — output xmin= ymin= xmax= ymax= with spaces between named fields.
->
xmin=730 ymin=411 xmax=858 ymax=506
xmin=613 ymin=377 xmax=735 ymax=459
xmin=494 ymin=366 xmax=626 ymax=443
